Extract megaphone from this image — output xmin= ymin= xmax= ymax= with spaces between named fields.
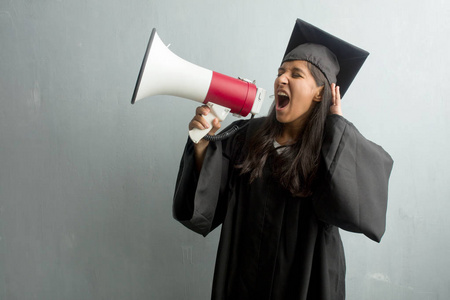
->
xmin=131 ymin=28 xmax=266 ymax=143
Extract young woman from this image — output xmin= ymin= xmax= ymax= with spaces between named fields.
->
xmin=173 ymin=19 xmax=393 ymax=300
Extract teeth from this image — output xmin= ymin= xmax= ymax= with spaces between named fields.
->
xmin=278 ymin=92 xmax=288 ymax=97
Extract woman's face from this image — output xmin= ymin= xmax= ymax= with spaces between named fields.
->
xmin=274 ymin=60 xmax=323 ymax=128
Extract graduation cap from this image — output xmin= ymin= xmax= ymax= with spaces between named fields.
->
xmin=282 ymin=18 xmax=369 ymax=97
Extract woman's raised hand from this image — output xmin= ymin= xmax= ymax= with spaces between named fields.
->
xmin=189 ymin=105 xmax=221 ymax=171
xmin=329 ymin=83 xmax=343 ymax=116
xmin=189 ymin=105 xmax=222 ymax=141
xmin=189 ymin=105 xmax=221 ymax=134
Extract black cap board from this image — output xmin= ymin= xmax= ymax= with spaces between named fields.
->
xmin=282 ymin=18 xmax=369 ymax=97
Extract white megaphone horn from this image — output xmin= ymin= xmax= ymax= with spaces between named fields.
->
xmin=131 ymin=28 xmax=266 ymax=143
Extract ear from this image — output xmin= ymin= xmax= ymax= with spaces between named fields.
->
xmin=313 ymin=85 xmax=324 ymax=102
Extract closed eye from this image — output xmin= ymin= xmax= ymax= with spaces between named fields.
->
xmin=291 ymin=67 xmax=306 ymax=78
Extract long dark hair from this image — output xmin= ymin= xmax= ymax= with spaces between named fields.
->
xmin=237 ymin=62 xmax=332 ymax=197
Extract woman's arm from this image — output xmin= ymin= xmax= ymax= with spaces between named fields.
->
xmin=314 ymin=84 xmax=394 ymax=242
xmin=189 ymin=105 xmax=221 ymax=172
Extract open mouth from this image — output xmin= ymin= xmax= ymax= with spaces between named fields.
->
xmin=277 ymin=92 xmax=290 ymax=109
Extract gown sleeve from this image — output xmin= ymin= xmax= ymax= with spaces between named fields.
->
xmin=172 ymin=119 xmax=249 ymax=237
xmin=172 ymin=139 xmax=229 ymax=236
xmin=314 ymin=114 xmax=394 ymax=242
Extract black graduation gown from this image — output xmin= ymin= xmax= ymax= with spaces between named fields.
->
xmin=173 ymin=114 xmax=393 ymax=300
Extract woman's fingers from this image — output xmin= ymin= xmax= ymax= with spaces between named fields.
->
xmin=209 ymin=117 xmax=221 ymax=135
xmin=330 ymin=83 xmax=343 ymax=116
xmin=189 ymin=105 xmax=221 ymax=134
xmin=189 ymin=105 xmax=211 ymax=130
xmin=334 ymin=85 xmax=341 ymax=107
xmin=195 ymin=105 xmax=210 ymax=116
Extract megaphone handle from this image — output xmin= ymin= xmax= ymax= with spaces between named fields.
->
xmin=188 ymin=102 xmax=230 ymax=144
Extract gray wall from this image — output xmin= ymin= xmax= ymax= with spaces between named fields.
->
xmin=1 ymin=0 xmax=449 ymax=299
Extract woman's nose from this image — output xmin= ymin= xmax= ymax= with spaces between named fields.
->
xmin=277 ymin=74 xmax=289 ymax=85
xmin=278 ymin=74 xmax=288 ymax=85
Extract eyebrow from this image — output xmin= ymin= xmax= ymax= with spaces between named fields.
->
xmin=278 ymin=66 xmax=307 ymax=75
xmin=292 ymin=67 xmax=306 ymax=74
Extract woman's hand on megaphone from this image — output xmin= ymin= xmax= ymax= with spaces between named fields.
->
xmin=189 ymin=105 xmax=221 ymax=136
xmin=190 ymin=105 xmax=221 ymax=172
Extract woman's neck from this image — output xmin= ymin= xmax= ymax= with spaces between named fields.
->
xmin=276 ymin=122 xmax=304 ymax=145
